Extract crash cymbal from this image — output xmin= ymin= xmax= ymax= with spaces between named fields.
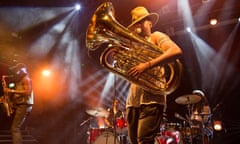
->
xmin=86 ymin=107 xmax=109 ymax=117
xmin=175 ymin=94 xmax=201 ymax=105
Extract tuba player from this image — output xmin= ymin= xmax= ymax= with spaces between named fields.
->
xmin=126 ymin=6 xmax=182 ymax=144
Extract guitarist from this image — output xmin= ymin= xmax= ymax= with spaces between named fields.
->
xmin=4 ymin=63 xmax=34 ymax=144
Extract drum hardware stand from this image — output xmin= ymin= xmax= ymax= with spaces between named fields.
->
xmin=160 ymin=94 xmax=168 ymax=134
xmin=113 ymin=113 xmax=118 ymax=144
xmin=201 ymin=115 xmax=206 ymax=144
xmin=104 ymin=132 xmax=111 ymax=144
xmin=199 ymin=114 xmax=208 ymax=144
xmin=113 ymin=74 xmax=118 ymax=144
xmin=80 ymin=117 xmax=93 ymax=127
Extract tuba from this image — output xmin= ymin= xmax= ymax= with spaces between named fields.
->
xmin=86 ymin=2 xmax=183 ymax=95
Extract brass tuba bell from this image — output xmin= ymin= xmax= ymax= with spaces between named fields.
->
xmin=86 ymin=2 xmax=183 ymax=95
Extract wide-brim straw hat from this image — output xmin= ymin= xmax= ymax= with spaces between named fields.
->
xmin=9 ymin=63 xmax=26 ymax=73
xmin=128 ymin=6 xmax=159 ymax=28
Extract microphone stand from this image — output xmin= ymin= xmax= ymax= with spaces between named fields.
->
xmin=80 ymin=117 xmax=93 ymax=144
xmin=113 ymin=74 xmax=117 ymax=144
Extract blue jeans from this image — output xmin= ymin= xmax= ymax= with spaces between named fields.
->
xmin=11 ymin=105 xmax=32 ymax=144
xmin=126 ymin=104 xmax=164 ymax=144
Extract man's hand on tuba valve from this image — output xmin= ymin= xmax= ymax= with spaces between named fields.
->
xmin=128 ymin=62 xmax=151 ymax=77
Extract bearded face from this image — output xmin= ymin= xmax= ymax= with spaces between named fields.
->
xmin=11 ymin=67 xmax=27 ymax=82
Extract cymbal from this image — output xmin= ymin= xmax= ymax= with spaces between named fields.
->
xmin=86 ymin=107 xmax=109 ymax=117
xmin=175 ymin=94 xmax=201 ymax=105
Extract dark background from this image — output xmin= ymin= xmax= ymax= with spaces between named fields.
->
xmin=0 ymin=0 xmax=240 ymax=144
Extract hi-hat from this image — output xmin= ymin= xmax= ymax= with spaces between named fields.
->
xmin=86 ymin=107 xmax=109 ymax=117
xmin=175 ymin=94 xmax=201 ymax=105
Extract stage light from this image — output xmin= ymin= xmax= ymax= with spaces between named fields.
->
xmin=42 ymin=69 xmax=51 ymax=77
xmin=186 ymin=27 xmax=191 ymax=32
xmin=238 ymin=17 xmax=240 ymax=22
xmin=210 ymin=18 xmax=218 ymax=25
xmin=75 ymin=4 xmax=81 ymax=11
xmin=213 ymin=120 xmax=223 ymax=131
xmin=9 ymin=83 xmax=15 ymax=88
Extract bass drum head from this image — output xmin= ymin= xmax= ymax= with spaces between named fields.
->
xmin=94 ymin=131 xmax=119 ymax=144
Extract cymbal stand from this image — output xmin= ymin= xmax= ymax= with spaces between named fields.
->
xmin=160 ymin=94 xmax=168 ymax=134
xmin=186 ymin=103 xmax=193 ymax=144
xmin=200 ymin=114 xmax=207 ymax=144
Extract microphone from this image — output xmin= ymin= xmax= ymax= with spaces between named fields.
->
xmin=79 ymin=117 xmax=93 ymax=127
xmin=212 ymin=103 xmax=221 ymax=112
xmin=174 ymin=112 xmax=187 ymax=121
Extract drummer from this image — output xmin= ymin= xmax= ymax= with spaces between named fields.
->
xmin=104 ymin=99 xmax=124 ymax=128
xmin=189 ymin=90 xmax=213 ymax=144
xmin=191 ymin=90 xmax=211 ymax=125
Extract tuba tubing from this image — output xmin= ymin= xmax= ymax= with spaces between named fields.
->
xmin=86 ymin=2 xmax=183 ymax=95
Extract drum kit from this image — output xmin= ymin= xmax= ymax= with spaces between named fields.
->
xmin=82 ymin=93 xmax=212 ymax=144
xmin=155 ymin=94 xmax=212 ymax=144
xmin=84 ymin=107 xmax=128 ymax=144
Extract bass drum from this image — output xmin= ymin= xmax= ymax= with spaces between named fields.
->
xmin=88 ymin=128 xmax=108 ymax=144
xmin=155 ymin=135 xmax=175 ymax=144
xmin=94 ymin=131 xmax=119 ymax=144
xmin=156 ymin=123 xmax=183 ymax=144
xmin=155 ymin=133 xmax=184 ymax=144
